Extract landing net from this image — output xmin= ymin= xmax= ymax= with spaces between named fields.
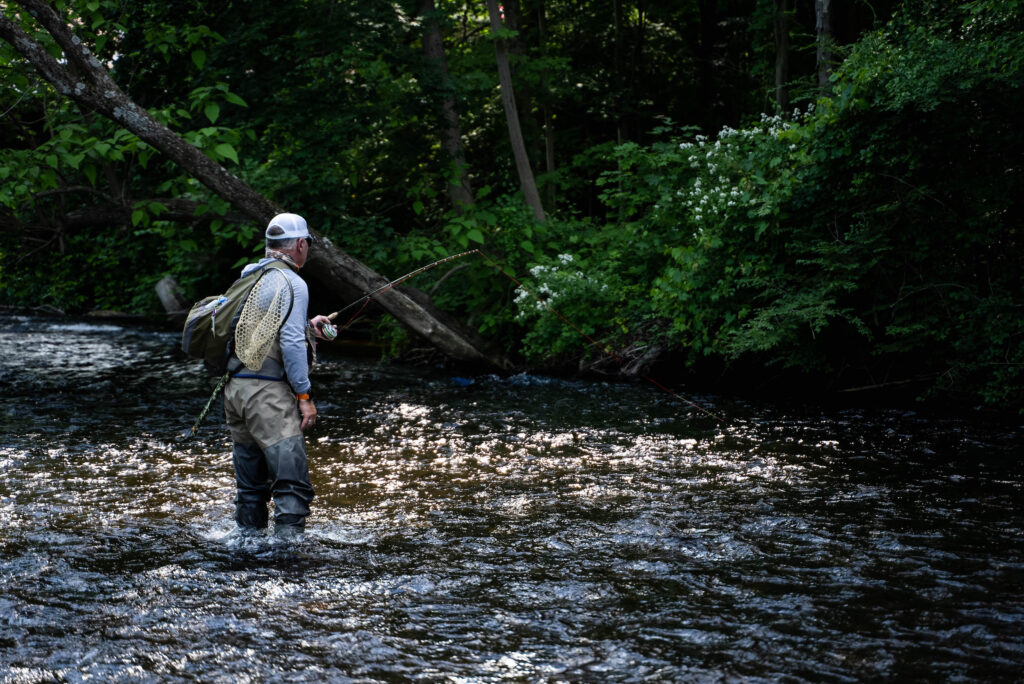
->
xmin=234 ymin=269 xmax=292 ymax=371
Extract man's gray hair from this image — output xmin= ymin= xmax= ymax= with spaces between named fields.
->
xmin=266 ymin=225 xmax=298 ymax=250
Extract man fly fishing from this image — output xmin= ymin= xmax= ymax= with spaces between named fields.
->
xmin=223 ymin=213 xmax=333 ymax=539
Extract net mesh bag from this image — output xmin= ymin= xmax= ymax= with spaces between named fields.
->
xmin=234 ymin=269 xmax=293 ymax=371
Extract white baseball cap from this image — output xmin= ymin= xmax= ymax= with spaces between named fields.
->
xmin=266 ymin=213 xmax=311 ymax=240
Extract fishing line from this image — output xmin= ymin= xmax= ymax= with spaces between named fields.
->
xmin=325 ymin=248 xmax=723 ymax=423
xmin=322 ymin=249 xmax=479 ymax=338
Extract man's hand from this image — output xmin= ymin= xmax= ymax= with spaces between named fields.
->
xmin=309 ymin=314 xmax=333 ymax=340
xmin=299 ymin=398 xmax=317 ymax=430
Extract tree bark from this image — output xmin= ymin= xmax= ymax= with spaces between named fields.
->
xmin=484 ymin=0 xmax=545 ymax=223
xmin=697 ymin=0 xmax=717 ymax=128
xmin=774 ymin=0 xmax=792 ymax=114
xmin=156 ymin=275 xmax=189 ymax=322
xmin=537 ymin=1 xmax=556 ymax=209
xmin=1 ymin=0 xmax=510 ymax=370
xmin=419 ymin=0 xmax=476 ymax=214
xmin=815 ymin=0 xmax=834 ymax=91
xmin=613 ymin=0 xmax=624 ymax=142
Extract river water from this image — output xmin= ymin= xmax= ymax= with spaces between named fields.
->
xmin=1 ymin=315 xmax=1022 ymax=682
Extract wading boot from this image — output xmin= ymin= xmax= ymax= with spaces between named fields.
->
xmin=273 ymin=513 xmax=305 ymax=541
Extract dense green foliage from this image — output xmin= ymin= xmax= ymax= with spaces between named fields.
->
xmin=1 ymin=0 xmax=1021 ymax=407
xmin=513 ymin=1 xmax=1024 ymax=404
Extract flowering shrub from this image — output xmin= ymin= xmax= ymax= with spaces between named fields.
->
xmin=633 ymin=109 xmax=855 ymax=366
xmin=512 ymin=252 xmax=626 ymax=363
xmin=672 ymin=111 xmax=808 ymax=238
xmin=521 ymin=0 xmax=1024 ymax=406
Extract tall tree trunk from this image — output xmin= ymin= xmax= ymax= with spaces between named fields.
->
xmin=501 ymin=0 xmax=541 ymax=182
xmin=537 ymin=1 xmax=556 ymax=209
xmin=815 ymin=0 xmax=834 ymax=91
xmin=0 ymin=0 xmax=510 ymax=370
xmin=484 ymin=0 xmax=546 ymax=223
xmin=613 ymin=0 xmax=625 ymax=142
xmin=697 ymin=0 xmax=717 ymax=128
xmin=774 ymin=0 xmax=792 ymax=114
xmin=419 ymin=0 xmax=475 ymax=213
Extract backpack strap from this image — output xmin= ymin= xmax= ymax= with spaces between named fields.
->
xmin=225 ymin=260 xmax=296 ymax=380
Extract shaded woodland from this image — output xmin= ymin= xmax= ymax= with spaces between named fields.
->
xmin=1 ymin=1 xmax=1021 ymax=407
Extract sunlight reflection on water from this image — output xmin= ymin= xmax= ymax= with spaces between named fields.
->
xmin=1 ymin=316 xmax=1023 ymax=681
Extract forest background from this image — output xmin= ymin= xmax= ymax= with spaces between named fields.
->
xmin=1 ymin=0 xmax=1021 ymax=409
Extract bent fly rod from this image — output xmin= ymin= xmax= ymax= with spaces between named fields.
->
xmin=320 ymin=249 xmax=479 ymax=338
xmin=182 ymin=250 xmax=480 ymax=438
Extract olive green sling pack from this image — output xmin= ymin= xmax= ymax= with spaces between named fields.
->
xmin=181 ymin=260 xmax=292 ymax=375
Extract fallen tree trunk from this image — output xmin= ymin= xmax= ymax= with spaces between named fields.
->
xmin=305 ymin=241 xmax=508 ymax=369
xmin=1 ymin=0 xmax=510 ymax=369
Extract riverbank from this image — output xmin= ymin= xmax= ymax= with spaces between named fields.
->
xmin=3 ymin=308 xmax=1018 ymax=417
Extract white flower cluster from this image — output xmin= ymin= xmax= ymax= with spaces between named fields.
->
xmin=513 ymin=254 xmax=607 ymax=319
xmin=670 ymin=107 xmax=812 ymax=224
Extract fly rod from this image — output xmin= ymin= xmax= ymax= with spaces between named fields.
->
xmin=184 ymin=247 xmax=720 ymax=436
xmin=319 ymin=249 xmax=479 ymax=339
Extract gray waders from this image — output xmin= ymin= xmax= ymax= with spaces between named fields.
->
xmin=223 ymin=358 xmax=314 ymax=537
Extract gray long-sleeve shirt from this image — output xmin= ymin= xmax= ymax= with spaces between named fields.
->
xmin=239 ymin=257 xmax=312 ymax=395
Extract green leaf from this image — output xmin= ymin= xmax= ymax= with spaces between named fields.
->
xmin=204 ymin=102 xmax=220 ymax=124
xmin=214 ymin=143 xmax=238 ymax=164
xmin=466 ymin=229 xmax=485 ymax=244
xmin=131 ymin=209 xmax=146 ymax=226
xmin=223 ymin=92 xmax=248 ymax=107
xmin=191 ymin=49 xmax=206 ymax=70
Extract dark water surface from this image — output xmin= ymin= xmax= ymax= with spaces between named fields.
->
xmin=1 ymin=315 xmax=1022 ymax=682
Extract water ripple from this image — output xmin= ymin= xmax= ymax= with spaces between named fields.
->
xmin=1 ymin=316 xmax=1023 ymax=681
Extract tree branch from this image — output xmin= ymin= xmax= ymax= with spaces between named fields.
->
xmin=0 ymin=1 xmax=511 ymax=369
xmin=4 ymin=0 xmax=280 ymax=224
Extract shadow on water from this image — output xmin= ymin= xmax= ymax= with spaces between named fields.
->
xmin=1 ymin=314 xmax=1023 ymax=681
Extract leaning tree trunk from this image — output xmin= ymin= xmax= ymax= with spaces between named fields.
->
xmin=697 ymin=0 xmax=718 ymax=128
xmin=1 ymin=0 xmax=509 ymax=370
xmin=484 ymin=0 xmax=546 ymax=223
xmin=536 ymin=2 xmax=557 ymax=209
